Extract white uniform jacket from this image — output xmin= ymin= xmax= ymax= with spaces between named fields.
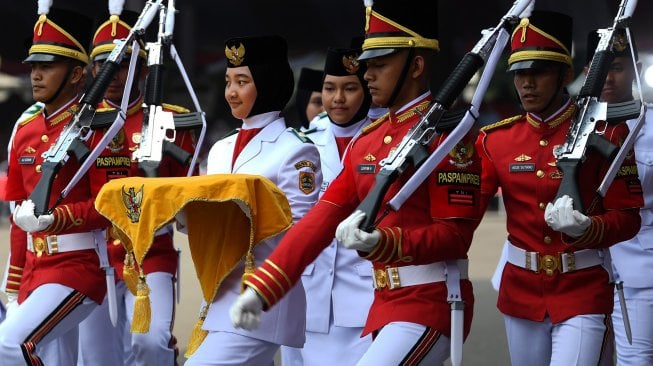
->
xmin=611 ymin=104 xmax=653 ymax=288
xmin=203 ymin=113 xmax=322 ymax=347
xmin=302 ymin=114 xmax=374 ymax=332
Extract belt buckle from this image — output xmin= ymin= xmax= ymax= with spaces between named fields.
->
xmin=374 ymin=269 xmax=388 ymax=290
xmin=538 ymin=254 xmax=560 ymax=276
xmin=33 ymin=237 xmax=47 ymax=257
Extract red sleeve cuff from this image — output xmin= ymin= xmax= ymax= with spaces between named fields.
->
xmin=563 ymin=216 xmax=604 ymax=248
xmin=244 ymin=259 xmax=293 ymax=309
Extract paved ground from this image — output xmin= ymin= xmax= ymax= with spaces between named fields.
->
xmin=0 ymin=210 xmax=511 ymax=365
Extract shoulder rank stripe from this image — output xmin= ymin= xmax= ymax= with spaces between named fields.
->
xmin=18 ymin=112 xmax=41 ymax=126
xmin=362 ymin=112 xmax=389 ymax=135
xmin=480 ymin=115 xmax=522 ymax=132
xmin=302 ymin=127 xmax=318 ymax=135
xmin=290 ymin=128 xmax=313 ymax=143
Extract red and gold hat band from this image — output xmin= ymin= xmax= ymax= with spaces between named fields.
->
xmin=363 ymin=9 xmax=439 ymax=51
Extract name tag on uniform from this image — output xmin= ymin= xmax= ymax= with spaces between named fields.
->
xmin=19 ymin=156 xmax=35 ymax=165
xmin=509 ymin=163 xmax=535 ymax=173
xmin=358 ymin=164 xmax=376 ymax=174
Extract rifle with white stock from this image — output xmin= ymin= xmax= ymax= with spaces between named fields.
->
xmin=553 ymin=0 xmax=641 ymax=212
xmin=132 ymin=0 xmax=206 ymax=177
xmin=29 ymin=0 xmax=162 ymax=216
xmin=356 ymin=0 xmax=533 ymax=233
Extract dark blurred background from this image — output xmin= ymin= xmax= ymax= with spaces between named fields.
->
xmin=0 ymin=0 xmax=651 ymax=164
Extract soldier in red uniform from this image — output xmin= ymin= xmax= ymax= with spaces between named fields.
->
xmin=76 ymin=8 xmax=197 ymax=366
xmin=0 ymin=7 xmax=109 ymax=365
xmin=477 ymin=11 xmax=643 ymax=365
xmin=230 ymin=0 xmax=483 ymax=364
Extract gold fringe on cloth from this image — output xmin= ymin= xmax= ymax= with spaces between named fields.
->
xmin=94 ymin=174 xmax=293 ymax=353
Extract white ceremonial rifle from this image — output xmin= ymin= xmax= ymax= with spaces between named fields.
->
xmin=29 ymin=0 xmax=162 ymax=216
xmin=132 ymin=0 xmax=207 ymax=178
xmin=355 ymin=1 xmax=534 ymax=365
xmin=593 ymin=0 xmax=644 ymax=346
xmin=553 ymin=0 xmax=641 ymax=213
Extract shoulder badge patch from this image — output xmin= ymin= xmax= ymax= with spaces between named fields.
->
xmin=299 ymin=172 xmax=316 ymax=194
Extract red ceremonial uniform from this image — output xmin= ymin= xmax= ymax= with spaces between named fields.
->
xmin=5 ymin=98 xmax=109 ymax=304
xmin=86 ymin=97 xmax=197 ymax=277
xmin=477 ymin=100 xmax=643 ymax=323
xmin=246 ymin=93 xmax=483 ymax=338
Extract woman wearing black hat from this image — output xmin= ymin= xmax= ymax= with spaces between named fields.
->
xmin=295 ymin=67 xmax=325 ymax=129
xmin=478 ymin=11 xmax=642 ymax=365
xmin=183 ymin=34 xmax=322 ymax=365
xmin=281 ymin=45 xmax=374 ymax=366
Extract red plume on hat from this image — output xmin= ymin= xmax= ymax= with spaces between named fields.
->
xmin=25 ymin=0 xmax=92 ymax=65
xmin=91 ymin=0 xmax=147 ymax=62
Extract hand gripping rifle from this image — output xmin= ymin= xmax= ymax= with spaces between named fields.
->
xmin=356 ymin=0 xmax=533 ymax=232
xmin=132 ymin=0 xmax=206 ymax=177
xmin=29 ymin=0 xmax=162 ymax=216
xmin=553 ymin=0 xmax=641 ymax=212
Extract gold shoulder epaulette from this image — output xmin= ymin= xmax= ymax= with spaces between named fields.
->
xmin=162 ymin=103 xmax=190 ymax=113
xmin=18 ymin=112 xmax=40 ymax=126
xmin=290 ymin=128 xmax=313 ymax=143
xmin=96 ymin=106 xmax=117 ymax=113
xmin=480 ymin=115 xmax=522 ymax=132
xmin=361 ymin=112 xmax=389 ymax=135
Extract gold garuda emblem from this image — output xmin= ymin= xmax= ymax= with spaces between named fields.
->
xmin=121 ymin=184 xmax=144 ymax=223
xmin=225 ymin=43 xmax=246 ymax=66
xmin=612 ymin=32 xmax=628 ymax=52
xmin=449 ymin=140 xmax=474 ymax=168
xmin=342 ymin=55 xmax=360 ymax=74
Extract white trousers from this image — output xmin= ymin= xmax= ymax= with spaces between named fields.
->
xmin=77 ymin=272 xmax=176 ymax=366
xmin=184 ymin=331 xmax=276 ymax=366
xmin=0 ymin=283 xmax=96 ymax=365
xmin=504 ymin=314 xmax=612 ymax=366
xmin=356 ymin=322 xmax=449 ymax=366
xmin=280 ymin=325 xmax=371 ymax=366
xmin=613 ymin=286 xmax=653 ymax=365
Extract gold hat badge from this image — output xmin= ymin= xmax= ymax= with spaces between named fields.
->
xmin=342 ymin=55 xmax=360 ymax=74
xmin=225 ymin=43 xmax=246 ymax=66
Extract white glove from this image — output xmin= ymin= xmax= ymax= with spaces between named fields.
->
xmin=335 ymin=210 xmax=381 ymax=252
xmin=5 ymin=292 xmax=18 ymax=317
xmin=229 ymin=287 xmax=263 ymax=330
xmin=544 ymin=195 xmax=591 ymax=238
xmin=13 ymin=200 xmax=54 ymax=233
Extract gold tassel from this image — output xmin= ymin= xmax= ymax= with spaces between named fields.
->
xmin=519 ymin=18 xmax=530 ymax=43
xmin=241 ymin=251 xmax=255 ymax=293
xmin=123 ymin=252 xmax=139 ymax=295
xmin=184 ymin=305 xmax=209 ymax=358
xmin=130 ymin=274 xmax=151 ymax=333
